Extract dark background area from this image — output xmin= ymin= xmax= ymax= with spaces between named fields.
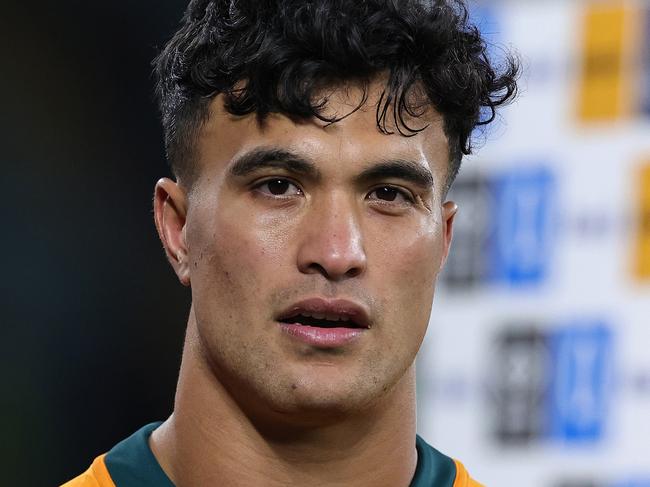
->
xmin=1 ymin=2 xmax=192 ymax=485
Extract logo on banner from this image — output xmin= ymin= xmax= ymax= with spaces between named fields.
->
xmin=578 ymin=3 xmax=630 ymax=121
xmin=548 ymin=322 xmax=613 ymax=443
xmin=441 ymin=165 xmax=555 ymax=290
xmin=487 ymin=166 xmax=555 ymax=287
xmin=490 ymin=320 xmax=614 ymax=447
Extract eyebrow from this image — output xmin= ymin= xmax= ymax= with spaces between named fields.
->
xmin=227 ymin=146 xmax=434 ymax=190
xmin=355 ymin=159 xmax=434 ymax=190
xmin=228 ymin=147 xmax=321 ymax=180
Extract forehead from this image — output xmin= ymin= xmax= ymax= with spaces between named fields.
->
xmin=195 ymin=82 xmax=450 ymax=181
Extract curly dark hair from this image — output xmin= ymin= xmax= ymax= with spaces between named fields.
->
xmin=153 ymin=0 xmax=519 ymax=190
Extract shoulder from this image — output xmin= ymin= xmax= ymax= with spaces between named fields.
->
xmin=413 ymin=435 xmax=484 ymax=487
xmin=451 ymin=459 xmax=484 ymax=487
xmin=60 ymin=422 xmax=171 ymax=487
xmin=60 ymin=454 xmax=115 ymax=487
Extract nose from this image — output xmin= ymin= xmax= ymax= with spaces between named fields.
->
xmin=296 ymin=193 xmax=367 ymax=281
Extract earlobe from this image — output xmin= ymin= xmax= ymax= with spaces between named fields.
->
xmin=439 ymin=200 xmax=458 ymax=268
xmin=153 ymin=178 xmax=191 ymax=286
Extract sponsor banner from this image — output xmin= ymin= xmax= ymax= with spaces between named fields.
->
xmin=487 ymin=166 xmax=555 ymax=287
xmin=633 ymin=164 xmax=650 ymax=280
xmin=548 ymin=322 xmax=613 ymax=443
xmin=578 ymin=3 xmax=630 ymax=121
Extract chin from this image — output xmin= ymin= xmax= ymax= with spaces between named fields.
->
xmin=266 ymin=394 xmax=369 ymax=428
xmin=266 ymin=371 xmax=392 ymax=418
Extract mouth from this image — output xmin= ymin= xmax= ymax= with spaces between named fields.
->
xmin=278 ymin=311 xmax=367 ymax=330
xmin=275 ymin=297 xmax=371 ymax=348
xmin=276 ymin=298 xmax=371 ymax=330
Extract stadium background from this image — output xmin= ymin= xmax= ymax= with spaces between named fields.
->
xmin=1 ymin=1 xmax=648 ymax=486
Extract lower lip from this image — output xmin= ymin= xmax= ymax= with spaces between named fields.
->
xmin=278 ymin=323 xmax=366 ymax=347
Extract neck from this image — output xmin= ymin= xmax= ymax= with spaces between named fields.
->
xmin=150 ymin=311 xmax=419 ymax=487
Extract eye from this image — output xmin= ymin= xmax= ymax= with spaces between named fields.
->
xmin=367 ymin=186 xmax=414 ymax=204
xmin=254 ymin=178 xmax=303 ymax=197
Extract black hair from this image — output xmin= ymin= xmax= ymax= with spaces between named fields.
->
xmin=153 ymin=0 xmax=519 ymax=190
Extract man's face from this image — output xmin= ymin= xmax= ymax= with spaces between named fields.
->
xmin=169 ymin=83 xmax=455 ymax=419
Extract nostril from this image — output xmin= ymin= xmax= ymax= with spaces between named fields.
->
xmin=306 ymin=262 xmax=329 ymax=277
xmin=303 ymin=261 xmax=364 ymax=280
xmin=345 ymin=267 xmax=362 ymax=278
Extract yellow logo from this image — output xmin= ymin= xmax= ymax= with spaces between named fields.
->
xmin=578 ymin=2 xmax=635 ymax=121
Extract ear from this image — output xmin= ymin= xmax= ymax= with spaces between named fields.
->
xmin=154 ymin=178 xmax=191 ymax=286
xmin=439 ymin=200 xmax=458 ymax=268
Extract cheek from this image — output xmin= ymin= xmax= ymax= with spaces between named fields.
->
xmin=186 ymin=199 xmax=298 ymax=314
xmin=371 ymin=213 xmax=442 ymax=286
xmin=194 ymin=229 xmax=256 ymax=301
xmin=368 ymin=215 xmax=442 ymax=335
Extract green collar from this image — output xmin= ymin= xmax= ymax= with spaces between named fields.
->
xmin=105 ymin=422 xmax=456 ymax=487
xmin=412 ymin=435 xmax=457 ymax=487
xmin=104 ymin=422 xmax=174 ymax=487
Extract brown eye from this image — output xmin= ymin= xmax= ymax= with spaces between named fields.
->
xmin=368 ymin=186 xmax=412 ymax=203
xmin=255 ymin=178 xmax=303 ymax=197
xmin=374 ymin=186 xmax=399 ymax=201
xmin=268 ymin=179 xmax=290 ymax=195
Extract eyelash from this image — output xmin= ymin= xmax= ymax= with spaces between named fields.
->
xmin=367 ymin=185 xmax=415 ymax=205
xmin=252 ymin=178 xmax=303 ymax=198
xmin=252 ymin=178 xmax=415 ymax=205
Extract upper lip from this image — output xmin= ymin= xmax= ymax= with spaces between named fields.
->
xmin=276 ymin=297 xmax=372 ymax=329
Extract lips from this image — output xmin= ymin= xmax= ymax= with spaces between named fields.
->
xmin=275 ymin=297 xmax=372 ymax=348
xmin=276 ymin=297 xmax=371 ymax=330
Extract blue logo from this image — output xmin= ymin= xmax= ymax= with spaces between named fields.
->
xmin=487 ymin=166 xmax=556 ymax=287
xmin=548 ymin=322 xmax=613 ymax=443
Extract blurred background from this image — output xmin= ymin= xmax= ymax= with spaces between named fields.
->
xmin=419 ymin=1 xmax=650 ymax=486
xmin=1 ymin=0 xmax=648 ymax=486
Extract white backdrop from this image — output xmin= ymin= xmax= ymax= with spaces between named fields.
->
xmin=417 ymin=1 xmax=650 ymax=486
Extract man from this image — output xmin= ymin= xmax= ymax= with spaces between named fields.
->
xmin=64 ymin=0 xmax=517 ymax=485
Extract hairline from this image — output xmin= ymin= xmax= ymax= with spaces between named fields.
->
xmin=170 ymin=87 xmax=462 ymax=196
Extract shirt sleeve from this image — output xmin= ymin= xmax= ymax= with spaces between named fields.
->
xmin=452 ymin=459 xmax=485 ymax=487
xmin=60 ymin=454 xmax=115 ymax=487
